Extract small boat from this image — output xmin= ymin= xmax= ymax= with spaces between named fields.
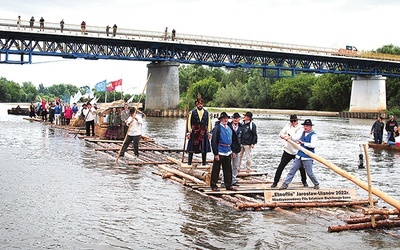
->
xmin=368 ymin=141 xmax=400 ymax=152
xmin=7 ymin=106 xmax=29 ymax=116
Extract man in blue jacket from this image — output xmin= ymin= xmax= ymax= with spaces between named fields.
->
xmin=210 ymin=112 xmax=239 ymax=191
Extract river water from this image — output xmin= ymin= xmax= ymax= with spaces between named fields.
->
xmin=1 ymin=103 xmax=400 ymax=249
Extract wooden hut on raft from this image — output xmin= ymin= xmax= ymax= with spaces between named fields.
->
xmin=69 ymin=100 xmax=143 ymax=139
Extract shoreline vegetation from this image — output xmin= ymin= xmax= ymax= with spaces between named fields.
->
xmin=207 ymin=107 xmax=338 ymax=117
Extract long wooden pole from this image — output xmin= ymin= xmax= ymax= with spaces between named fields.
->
xmin=116 ymin=73 xmax=151 ymax=162
xmin=181 ymin=83 xmax=193 ymax=162
xmin=287 ymin=139 xmax=400 ymax=211
xmin=363 ymin=143 xmax=376 ymax=227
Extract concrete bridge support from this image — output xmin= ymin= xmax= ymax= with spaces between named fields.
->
xmin=349 ymin=75 xmax=386 ymax=112
xmin=145 ymin=62 xmax=180 ymax=110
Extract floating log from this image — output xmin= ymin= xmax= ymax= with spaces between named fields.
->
xmin=158 ymin=165 xmax=206 ymax=185
xmin=362 ymin=208 xmax=400 ymax=215
xmin=236 ymin=200 xmax=374 ymax=210
xmin=344 ymin=215 xmax=388 ymax=224
xmin=94 ymin=147 xmax=184 ymax=152
xmin=328 ymin=220 xmax=400 ymax=233
xmin=287 ymin=140 xmax=400 ymax=211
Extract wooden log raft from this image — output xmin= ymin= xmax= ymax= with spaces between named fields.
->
xmin=344 ymin=215 xmax=388 ymax=224
xmin=328 ymin=220 xmax=400 ymax=233
xmin=158 ymin=165 xmax=206 ymax=185
xmin=236 ymin=199 xmax=375 ymax=210
xmin=362 ymin=208 xmax=400 ymax=215
xmin=287 ymin=140 xmax=400 ymax=211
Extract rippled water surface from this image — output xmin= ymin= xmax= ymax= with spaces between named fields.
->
xmin=1 ymin=103 xmax=400 ymax=249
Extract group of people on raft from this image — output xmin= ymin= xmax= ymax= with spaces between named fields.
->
xmin=186 ymin=94 xmax=320 ymax=192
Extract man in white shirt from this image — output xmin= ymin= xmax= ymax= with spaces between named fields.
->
xmin=82 ymin=103 xmax=96 ymax=136
xmin=280 ymin=119 xmax=320 ymax=190
xmin=271 ymin=115 xmax=308 ymax=188
xmin=116 ymin=108 xmax=143 ymax=162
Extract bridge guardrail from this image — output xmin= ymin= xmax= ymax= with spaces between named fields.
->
xmin=0 ymin=18 xmax=399 ymax=63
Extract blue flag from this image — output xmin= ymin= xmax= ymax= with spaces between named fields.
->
xmin=95 ymin=80 xmax=107 ymax=92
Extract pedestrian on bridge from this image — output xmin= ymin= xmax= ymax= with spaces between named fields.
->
xmin=29 ymin=16 xmax=34 ymax=30
xmin=81 ymin=21 xmax=86 ymax=34
xmin=60 ymin=19 xmax=64 ymax=33
xmin=164 ymin=27 xmax=168 ymax=40
xmin=17 ymin=16 xmax=21 ymax=29
xmin=106 ymin=25 xmax=110 ymax=36
xmin=112 ymin=24 xmax=117 ymax=37
xmin=39 ymin=17 xmax=44 ymax=31
xmin=172 ymin=29 xmax=176 ymax=41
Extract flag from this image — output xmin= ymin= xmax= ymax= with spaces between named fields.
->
xmin=95 ymin=80 xmax=107 ymax=92
xmin=127 ymin=95 xmax=134 ymax=103
xmin=111 ymin=79 xmax=122 ymax=89
xmin=106 ymin=82 xmax=115 ymax=92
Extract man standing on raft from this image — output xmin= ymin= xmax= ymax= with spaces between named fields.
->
xmin=186 ymin=94 xmax=212 ymax=166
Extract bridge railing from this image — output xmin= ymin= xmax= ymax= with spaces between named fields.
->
xmin=0 ymin=18 xmax=399 ymax=63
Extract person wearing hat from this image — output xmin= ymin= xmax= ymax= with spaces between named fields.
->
xmin=271 ymin=115 xmax=308 ymax=188
xmin=210 ymin=112 xmax=239 ymax=191
xmin=280 ymin=119 xmax=320 ymax=190
xmin=186 ymin=94 xmax=212 ymax=165
xmin=238 ymin=111 xmax=257 ymax=171
xmin=116 ymin=107 xmax=143 ymax=162
xmin=228 ymin=112 xmax=242 ymax=185
xmin=385 ymin=115 xmax=398 ymax=142
xmin=82 ymin=103 xmax=96 ymax=136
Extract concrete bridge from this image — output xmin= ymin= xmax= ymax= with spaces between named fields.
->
xmin=0 ymin=18 xmax=399 ymax=112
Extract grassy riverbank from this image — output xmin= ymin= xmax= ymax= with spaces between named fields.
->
xmin=206 ymin=107 xmax=339 ymax=117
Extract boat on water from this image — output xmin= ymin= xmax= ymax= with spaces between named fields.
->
xmin=7 ymin=105 xmax=29 ymax=116
xmin=368 ymin=141 xmax=400 ymax=152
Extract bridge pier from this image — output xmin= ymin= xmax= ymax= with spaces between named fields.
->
xmin=145 ymin=61 xmax=180 ymax=110
xmin=349 ymin=75 xmax=386 ymax=112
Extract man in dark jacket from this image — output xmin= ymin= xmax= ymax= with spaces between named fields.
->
xmin=385 ymin=115 xmax=398 ymax=142
xmin=210 ymin=112 xmax=239 ymax=191
xmin=239 ymin=111 xmax=258 ymax=171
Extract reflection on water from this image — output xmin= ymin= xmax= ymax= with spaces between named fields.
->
xmin=1 ymin=103 xmax=400 ymax=249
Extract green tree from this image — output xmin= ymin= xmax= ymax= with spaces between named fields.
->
xmin=191 ymin=77 xmax=221 ymax=105
xmin=270 ymin=74 xmax=316 ymax=109
xmin=309 ymin=74 xmax=352 ymax=111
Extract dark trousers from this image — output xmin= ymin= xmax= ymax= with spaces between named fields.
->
xmin=85 ymin=120 xmax=95 ymax=136
xmin=211 ymin=155 xmax=232 ymax=189
xmin=373 ymin=132 xmax=383 ymax=144
xmin=188 ymin=152 xmax=207 ymax=165
xmin=273 ymin=150 xmax=307 ymax=185
xmin=119 ymin=135 xmax=140 ymax=157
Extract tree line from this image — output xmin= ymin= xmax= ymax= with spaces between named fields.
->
xmin=1 ymin=44 xmax=400 ymax=114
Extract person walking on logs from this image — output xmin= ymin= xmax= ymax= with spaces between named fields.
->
xmin=186 ymin=94 xmax=211 ymax=166
xmin=116 ymin=108 xmax=143 ymax=161
xmin=210 ymin=112 xmax=239 ymax=192
xmin=60 ymin=19 xmax=64 ymax=33
xmin=271 ymin=114 xmax=308 ymax=188
xmin=280 ymin=119 xmax=320 ymax=190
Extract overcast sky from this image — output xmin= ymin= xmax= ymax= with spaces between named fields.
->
xmin=0 ymin=0 xmax=399 ymax=94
